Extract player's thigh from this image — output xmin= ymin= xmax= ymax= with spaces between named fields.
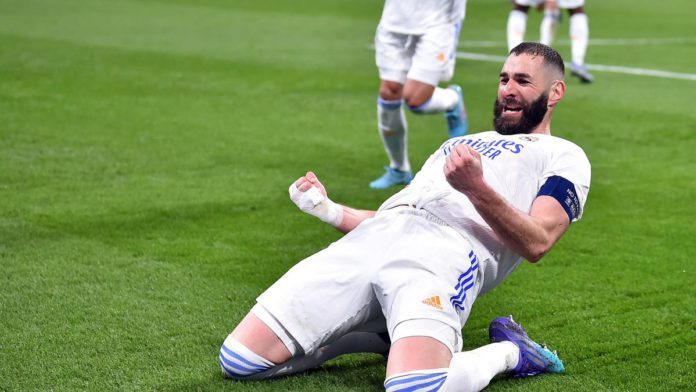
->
xmin=376 ymin=269 xmax=467 ymax=352
xmin=372 ymin=215 xmax=483 ymax=353
xmin=256 ymin=237 xmax=382 ymax=355
xmin=408 ymin=23 xmax=461 ymax=85
xmin=375 ymin=25 xmax=413 ymax=84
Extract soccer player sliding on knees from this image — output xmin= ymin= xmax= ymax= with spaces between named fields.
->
xmin=220 ymin=43 xmax=590 ymax=392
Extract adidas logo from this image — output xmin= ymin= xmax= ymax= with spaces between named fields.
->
xmin=422 ymin=296 xmax=443 ymax=310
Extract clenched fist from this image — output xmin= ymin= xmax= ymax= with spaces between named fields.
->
xmin=444 ymin=144 xmax=485 ymax=195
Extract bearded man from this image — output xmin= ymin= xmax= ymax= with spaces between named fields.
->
xmin=219 ymin=42 xmax=591 ymax=392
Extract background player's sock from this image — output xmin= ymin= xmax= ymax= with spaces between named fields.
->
xmin=246 ymin=331 xmax=391 ymax=380
xmin=407 ymin=87 xmax=459 ymax=114
xmin=378 ymin=97 xmax=410 ymax=172
xmin=507 ymin=10 xmax=527 ymax=52
xmin=569 ymin=13 xmax=589 ymax=66
xmin=540 ymin=9 xmax=560 ymax=45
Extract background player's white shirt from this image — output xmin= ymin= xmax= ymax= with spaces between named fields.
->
xmin=378 ymin=131 xmax=591 ymax=295
xmin=379 ymin=0 xmax=467 ymax=35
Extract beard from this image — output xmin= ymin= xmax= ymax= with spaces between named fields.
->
xmin=493 ymin=93 xmax=549 ymax=135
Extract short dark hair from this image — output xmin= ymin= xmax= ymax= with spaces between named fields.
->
xmin=510 ymin=42 xmax=565 ymax=77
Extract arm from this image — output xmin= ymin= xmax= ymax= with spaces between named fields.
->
xmin=290 ymin=171 xmax=375 ymax=234
xmin=444 ymin=145 xmax=569 ymax=262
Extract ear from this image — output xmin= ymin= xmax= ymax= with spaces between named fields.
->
xmin=547 ymin=80 xmax=566 ymax=108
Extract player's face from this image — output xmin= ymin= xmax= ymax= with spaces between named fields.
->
xmin=493 ymin=92 xmax=548 ymax=135
xmin=493 ymin=54 xmax=550 ymax=135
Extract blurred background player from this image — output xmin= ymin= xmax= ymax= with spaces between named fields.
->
xmin=370 ymin=0 xmax=469 ymax=189
xmin=506 ymin=0 xmax=594 ymax=83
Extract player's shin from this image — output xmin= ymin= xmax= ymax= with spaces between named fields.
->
xmin=383 ymin=343 xmax=518 ymax=392
xmin=569 ymin=13 xmax=589 ymax=66
xmin=378 ymin=97 xmax=410 ymax=172
xmin=407 ymin=88 xmax=458 ymax=114
xmin=436 ymin=343 xmax=518 ymax=391
xmin=540 ymin=9 xmax=560 ymax=45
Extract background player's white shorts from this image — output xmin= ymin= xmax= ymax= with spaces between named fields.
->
xmin=255 ymin=206 xmax=483 ymax=355
xmin=375 ymin=23 xmax=462 ymax=86
xmin=514 ymin=0 xmax=584 ymax=8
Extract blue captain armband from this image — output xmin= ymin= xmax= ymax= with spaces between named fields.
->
xmin=537 ymin=176 xmax=581 ymax=222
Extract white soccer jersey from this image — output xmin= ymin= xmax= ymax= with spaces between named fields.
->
xmin=379 ymin=0 xmax=467 ymax=35
xmin=379 ymin=131 xmax=591 ymax=294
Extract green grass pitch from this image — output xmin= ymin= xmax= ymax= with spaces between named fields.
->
xmin=1 ymin=0 xmax=695 ymax=390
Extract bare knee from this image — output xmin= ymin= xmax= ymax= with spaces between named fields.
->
xmin=219 ymin=312 xmax=292 ymax=379
xmin=402 ymin=80 xmax=435 ymax=109
xmin=379 ymin=80 xmax=403 ymax=101
xmin=384 ymin=336 xmax=452 ymax=392
xmin=386 ymin=336 xmax=452 ymax=377
xmin=230 ymin=313 xmax=292 ymax=363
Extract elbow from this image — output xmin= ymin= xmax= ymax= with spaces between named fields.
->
xmin=524 ymin=243 xmax=552 ymax=263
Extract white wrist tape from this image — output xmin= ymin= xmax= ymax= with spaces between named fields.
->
xmin=289 ymin=184 xmax=343 ymax=227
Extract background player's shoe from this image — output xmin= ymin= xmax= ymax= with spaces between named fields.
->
xmin=369 ymin=167 xmax=412 ymax=189
xmin=571 ymin=63 xmax=594 ymax=83
xmin=444 ymin=85 xmax=468 ymax=138
xmin=489 ymin=315 xmax=565 ymax=378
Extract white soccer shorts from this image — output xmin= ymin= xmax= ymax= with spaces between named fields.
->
xmin=375 ymin=23 xmax=462 ymax=86
xmin=514 ymin=0 xmax=584 ymax=8
xmin=255 ymin=206 xmax=483 ymax=355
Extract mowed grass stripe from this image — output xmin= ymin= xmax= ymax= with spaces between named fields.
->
xmin=1 ymin=0 xmax=695 ymax=391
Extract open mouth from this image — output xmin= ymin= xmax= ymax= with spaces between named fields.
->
xmin=503 ymin=105 xmax=523 ymax=115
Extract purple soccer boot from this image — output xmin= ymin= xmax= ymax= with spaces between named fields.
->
xmin=489 ymin=315 xmax=565 ymax=378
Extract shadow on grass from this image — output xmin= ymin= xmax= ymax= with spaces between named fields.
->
xmin=159 ymin=355 xmax=387 ymax=392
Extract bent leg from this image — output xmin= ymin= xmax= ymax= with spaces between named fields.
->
xmin=403 ymin=80 xmax=460 ymax=116
xmin=384 ymin=335 xmax=518 ymax=392
xmin=231 ymin=313 xmax=292 ymax=363
xmin=219 ymin=313 xmax=291 ymax=379
xmin=383 ymin=318 xmax=455 ymax=391
xmin=402 ymin=79 xmax=436 ymax=109
xmin=384 ymin=316 xmax=570 ymax=391
xmin=221 ymin=312 xmax=391 ymax=380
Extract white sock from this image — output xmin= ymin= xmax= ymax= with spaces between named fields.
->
xmin=247 ymin=331 xmax=390 ymax=380
xmin=408 ymin=87 xmax=459 ymax=114
xmin=540 ymin=9 xmax=560 ymax=45
xmin=378 ymin=97 xmax=410 ymax=172
xmin=438 ymin=342 xmax=519 ymax=392
xmin=569 ymin=13 xmax=589 ymax=66
xmin=507 ymin=10 xmax=527 ymax=52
